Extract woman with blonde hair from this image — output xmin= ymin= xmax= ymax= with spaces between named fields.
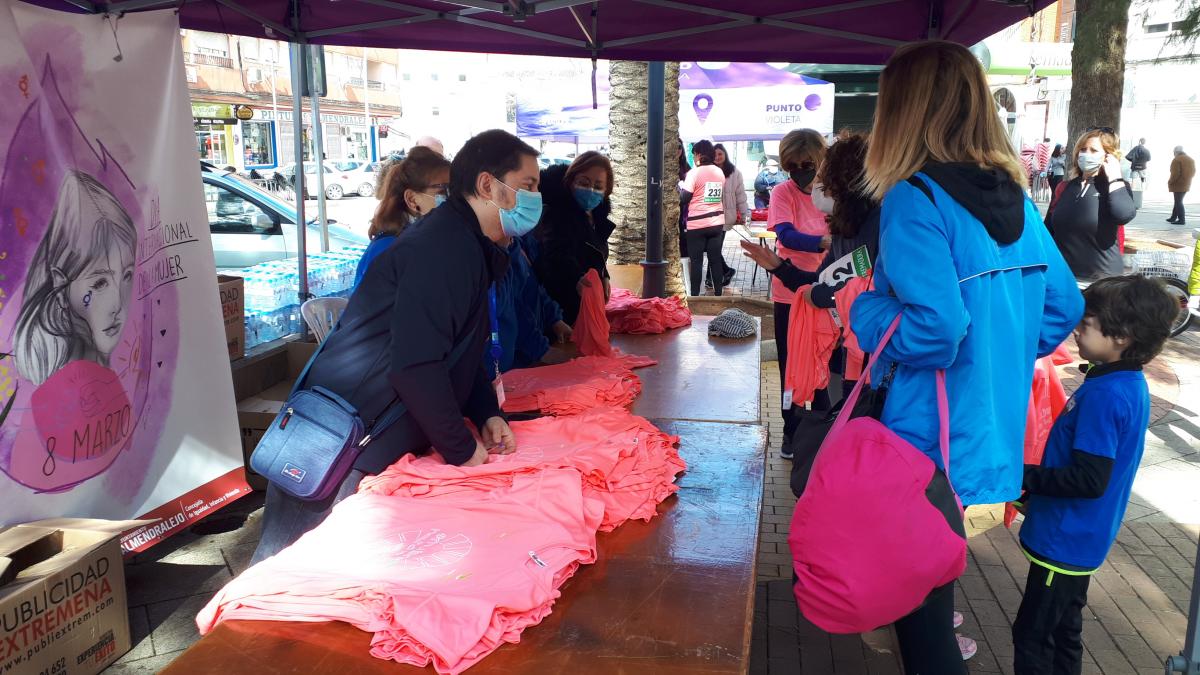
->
xmin=353 ymin=146 xmax=450 ymax=288
xmin=849 ymin=41 xmax=1081 ymax=673
xmin=1045 ymin=128 xmax=1136 ymax=280
xmin=768 ymin=128 xmax=829 ymax=457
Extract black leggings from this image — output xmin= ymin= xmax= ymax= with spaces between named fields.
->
xmin=894 ymin=582 xmax=966 ymax=675
xmin=687 ymin=225 xmax=726 ymax=296
xmin=1048 ymin=174 xmax=1062 ymax=195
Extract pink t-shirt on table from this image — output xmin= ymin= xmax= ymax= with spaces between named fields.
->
xmin=197 ymin=470 xmax=603 ymax=675
xmin=683 ymin=164 xmax=727 ymax=231
xmin=767 ymin=180 xmax=828 ymax=304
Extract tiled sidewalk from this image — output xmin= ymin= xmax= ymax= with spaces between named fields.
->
xmin=751 ymin=328 xmax=1200 ymax=674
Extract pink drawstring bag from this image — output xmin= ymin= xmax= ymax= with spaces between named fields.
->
xmin=788 ymin=316 xmax=967 ymax=634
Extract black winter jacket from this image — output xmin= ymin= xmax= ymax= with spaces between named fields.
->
xmin=530 ymin=164 xmax=616 ymax=324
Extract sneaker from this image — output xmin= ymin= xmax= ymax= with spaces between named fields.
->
xmin=957 ymin=635 xmax=978 ymax=661
xmin=779 ymin=440 xmax=794 ymax=460
xmin=953 ymin=611 xmax=964 ymax=629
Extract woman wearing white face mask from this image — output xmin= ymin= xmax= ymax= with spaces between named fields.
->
xmin=354 ymin=146 xmax=451 ymax=288
xmin=742 ymin=131 xmax=878 ymax=460
xmin=1045 ymin=127 xmax=1136 ymax=281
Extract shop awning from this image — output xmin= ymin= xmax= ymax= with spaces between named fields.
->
xmin=28 ymin=0 xmax=1052 ymax=65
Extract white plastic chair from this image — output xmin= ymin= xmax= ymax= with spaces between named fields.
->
xmin=301 ymin=297 xmax=348 ymax=342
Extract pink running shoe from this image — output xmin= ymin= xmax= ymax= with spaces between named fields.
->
xmin=953 ymin=611 xmax=964 ymax=629
xmin=957 ymin=635 xmax=978 ymax=661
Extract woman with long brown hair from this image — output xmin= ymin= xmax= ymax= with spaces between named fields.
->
xmin=849 ymin=41 xmax=1081 ymax=673
xmin=1045 ymin=128 xmax=1135 ymax=280
xmin=353 ymin=146 xmax=450 ymax=288
xmin=530 ymin=151 xmax=616 ymax=324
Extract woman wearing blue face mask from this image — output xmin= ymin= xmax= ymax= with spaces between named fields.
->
xmin=354 ymin=146 xmax=450 ymax=288
xmin=530 ymin=151 xmax=616 ymax=324
xmin=1045 ymin=128 xmax=1136 ymax=281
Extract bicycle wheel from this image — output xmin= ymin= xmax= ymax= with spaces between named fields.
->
xmin=1162 ymin=277 xmax=1193 ymax=337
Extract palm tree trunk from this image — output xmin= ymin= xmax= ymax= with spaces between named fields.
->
xmin=608 ymin=61 xmax=685 ymax=297
xmin=1067 ymin=0 xmax=1131 ymax=144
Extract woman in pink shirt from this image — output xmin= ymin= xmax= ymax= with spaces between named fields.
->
xmin=680 ymin=140 xmax=730 ymax=296
xmin=768 ymin=129 xmax=829 ymax=456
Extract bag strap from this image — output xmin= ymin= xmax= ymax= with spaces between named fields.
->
xmin=825 ymin=315 xmax=952 ymax=478
xmin=291 ymin=287 xmax=490 ymax=447
xmin=1048 ymin=180 xmax=1068 ymax=215
xmin=359 ymin=332 xmax=479 ymax=445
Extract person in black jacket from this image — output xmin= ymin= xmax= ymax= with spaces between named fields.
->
xmin=250 ymin=129 xmax=539 ymax=564
xmin=530 ymin=151 xmax=616 ymax=324
xmin=1046 ymin=128 xmax=1136 ymax=281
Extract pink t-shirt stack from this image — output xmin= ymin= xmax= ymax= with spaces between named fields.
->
xmin=360 ymin=408 xmax=686 ymax=532
xmin=197 ymin=470 xmax=602 ymax=675
xmin=501 ymin=355 xmax=654 ymax=416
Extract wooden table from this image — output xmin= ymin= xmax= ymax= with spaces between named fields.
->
xmin=613 ymin=317 xmax=761 ymax=424
xmin=161 ymin=421 xmax=766 ymax=675
xmin=162 ymin=322 xmax=766 ymax=674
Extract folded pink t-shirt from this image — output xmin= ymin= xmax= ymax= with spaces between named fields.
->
xmin=198 ymin=470 xmax=603 ymax=675
xmin=606 ymin=288 xmax=692 ymax=335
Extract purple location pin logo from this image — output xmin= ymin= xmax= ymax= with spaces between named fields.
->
xmin=804 ymin=94 xmax=822 ymax=111
xmin=693 ymin=94 xmax=714 ymax=123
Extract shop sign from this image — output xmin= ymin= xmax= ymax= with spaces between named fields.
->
xmin=255 ymin=109 xmax=372 ymax=126
xmin=235 ymin=105 xmax=254 ymax=120
xmin=191 ymin=102 xmax=238 ymax=125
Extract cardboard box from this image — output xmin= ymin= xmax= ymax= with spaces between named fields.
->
xmin=0 ymin=519 xmax=146 ymax=675
xmin=218 ymin=275 xmax=245 ymax=361
xmin=237 ymin=341 xmax=318 ymax=490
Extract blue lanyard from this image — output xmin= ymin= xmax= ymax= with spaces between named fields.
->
xmin=488 ymin=286 xmax=503 ymax=376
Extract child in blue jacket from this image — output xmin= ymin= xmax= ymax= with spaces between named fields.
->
xmin=1012 ymin=275 xmax=1178 ymax=675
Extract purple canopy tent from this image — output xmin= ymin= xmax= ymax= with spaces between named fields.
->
xmin=21 ymin=0 xmax=1053 ymax=297
xmin=33 ymin=0 xmax=1050 ymax=66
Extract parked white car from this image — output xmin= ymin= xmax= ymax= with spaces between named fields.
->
xmin=275 ymin=161 xmax=371 ymax=200
xmin=332 ymin=161 xmax=382 ymax=198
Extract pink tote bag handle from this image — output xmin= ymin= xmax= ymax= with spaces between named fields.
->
xmin=825 ymin=315 xmax=951 ymax=478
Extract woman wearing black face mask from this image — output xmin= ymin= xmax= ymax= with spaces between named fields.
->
xmin=765 ymin=128 xmax=829 ymax=459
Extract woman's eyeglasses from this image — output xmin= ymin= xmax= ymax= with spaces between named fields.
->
xmin=1086 ymin=126 xmax=1115 ymax=134
xmin=425 ymin=183 xmax=449 ymax=196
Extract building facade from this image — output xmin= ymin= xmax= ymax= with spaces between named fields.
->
xmin=182 ymin=31 xmax=405 ymax=171
xmin=982 ymin=0 xmax=1198 ymax=196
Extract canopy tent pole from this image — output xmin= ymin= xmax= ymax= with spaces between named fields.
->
xmin=289 ymin=42 xmax=310 ymax=313
xmin=1166 ymin=539 xmax=1200 ymax=673
xmin=309 ymin=46 xmax=330 ymax=253
xmin=640 ymin=60 xmax=667 ymax=298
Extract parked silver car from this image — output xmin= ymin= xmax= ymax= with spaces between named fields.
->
xmin=203 ymin=164 xmax=368 ymax=269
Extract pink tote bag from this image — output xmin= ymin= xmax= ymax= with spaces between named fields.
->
xmin=787 ymin=316 xmax=967 ymax=634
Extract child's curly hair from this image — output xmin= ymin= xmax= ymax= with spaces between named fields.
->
xmin=1083 ymin=275 xmax=1178 ymax=365
xmin=815 ymin=131 xmax=877 ymax=238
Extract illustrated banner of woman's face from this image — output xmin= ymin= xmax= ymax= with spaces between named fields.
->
xmin=66 ymin=244 xmax=134 ymax=359
xmin=0 ymin=57 xmax=174 ymax=499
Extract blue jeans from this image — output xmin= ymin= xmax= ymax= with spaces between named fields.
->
xmin=249 ymin=468 xmax=366 ymax=565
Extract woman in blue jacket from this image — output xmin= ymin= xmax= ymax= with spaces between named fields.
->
xmin=850 ymin=41 xmax=1083 ymax=674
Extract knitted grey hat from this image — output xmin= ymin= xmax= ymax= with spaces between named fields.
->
xmin=708 ymin=308 xmax=758 ymax=338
